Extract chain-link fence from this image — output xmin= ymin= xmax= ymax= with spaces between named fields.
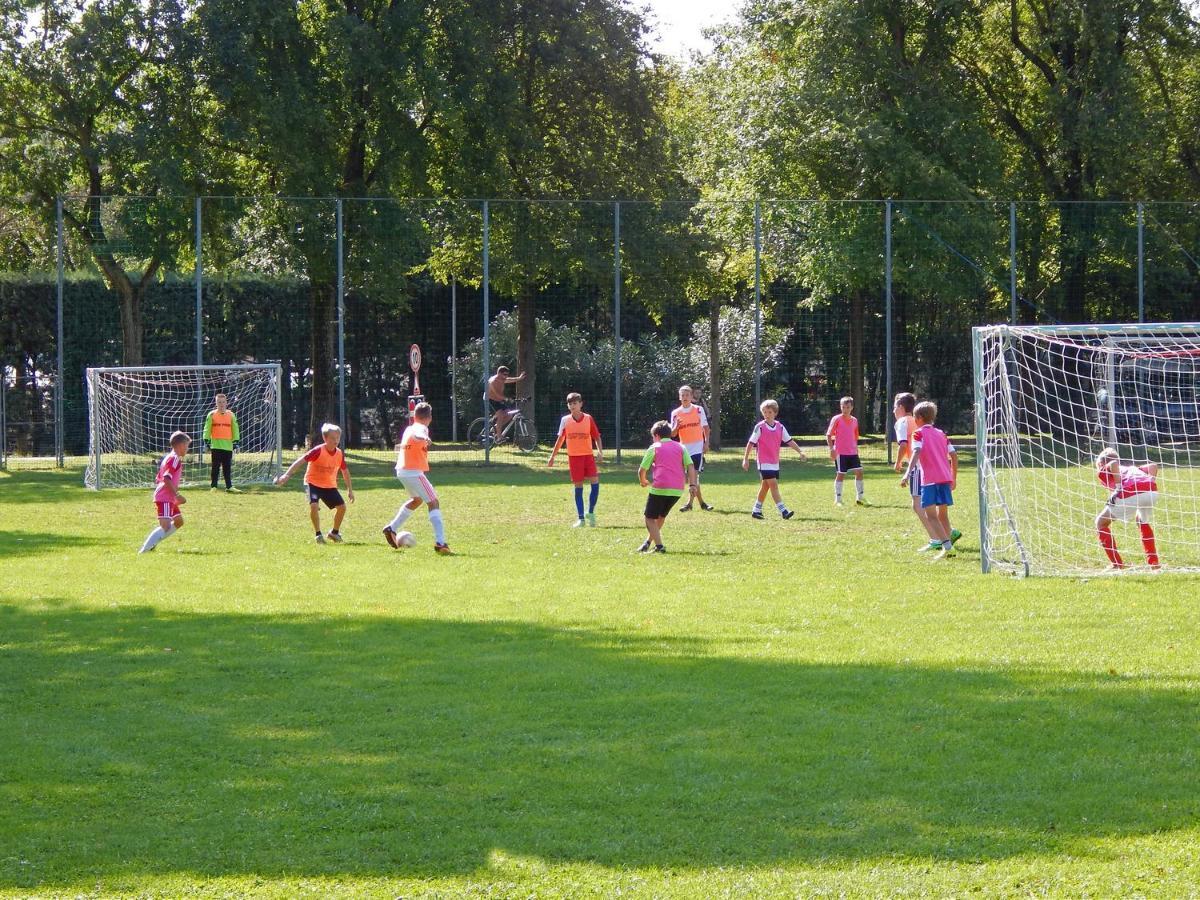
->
xmin=3 ymin=197 xmax=1196 ymax=473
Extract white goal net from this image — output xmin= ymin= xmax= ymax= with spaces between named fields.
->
xmin=85 ymin=365 xmax=282 ymax=490
xmin=973 ymin=324 xmax=1200 ymax=575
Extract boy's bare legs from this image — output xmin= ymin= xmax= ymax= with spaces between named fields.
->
xmin=332 ymin=503 xmax=347 ymax=532
xmin=834 ymin=471 xmax=845 ymax=505
xmin=645 ymin=516 xmax=664 ymax=546
xmin=308 ymin=503 xmax=322 ymax=534
xmin=757 ymin=482 xmax=770 ymax=503
xmin=769 ymin=481 xmax=783 ymax=504
xmin=913 ymin=497 xmax=939 ymax=538
xmin=140 ymin=515 xmax=181 ymax=553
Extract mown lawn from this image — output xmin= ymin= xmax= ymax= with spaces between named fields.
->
xmin=1 ymin=454 xmax=1198 ymax=897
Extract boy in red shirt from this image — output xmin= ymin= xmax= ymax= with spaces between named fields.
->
xmin=1095 ymin=447 xmax=1160 ymax=569
xmin=139 ymin=431 xmax=190 ymax=553
xmin=547 ymin=392 xmax=603 ymax=527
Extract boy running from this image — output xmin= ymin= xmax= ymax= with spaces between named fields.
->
xmin=670 ymin=385 xmax=713 ymax=512
xmin=638 ymin=420 xmax=696 ymax=553
xmin=139 ymin=431 xmax=190 ymax=553
xmin=547 ymin=392 xmax=603 ymax=527
xmin=383 ymin=402 xmax=452 ymax=554
xmin=1095 ymin=447 xmax=1159 ymax=569
xmin=827 ymin=396 xmax=868 ymax=507
xmin=204 ymin=393 xmax=242 ymax=492
xmin=274 ymin=423 xmax=354 ymax=544
xmin=899 ymin=401 xmax=959 ymax=560
xmin=893 ymin=391 xmax=958 ymax=551
xmin=742 ymin=399 xmax=805 ymax=519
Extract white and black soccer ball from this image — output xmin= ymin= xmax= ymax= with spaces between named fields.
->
xmin=395 ymin=531 xmax=417 ymax=548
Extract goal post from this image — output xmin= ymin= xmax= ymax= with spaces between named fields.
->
xmin=84 ymin=364 xmax=283 ymax=490
xmin=973 ymin=323 xmax=1200 ymax=576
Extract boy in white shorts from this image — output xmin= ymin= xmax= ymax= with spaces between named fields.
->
xmin=1095 ymin=447 xmax=1159 ymax=569
xmin=383 ymin=403 xmax=452 ymax=555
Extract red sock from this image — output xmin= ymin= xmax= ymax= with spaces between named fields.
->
xmin=1098 ymin=524 xmax=1124 ymax=568
xmin=1139 ymin=522 xmax=1159 ymax=567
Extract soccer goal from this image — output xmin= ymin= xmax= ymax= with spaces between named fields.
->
xmin=973 ymin=323 xmax=1200 ymax=576
xmin=85 ymin=364 xmax=283 ymax=490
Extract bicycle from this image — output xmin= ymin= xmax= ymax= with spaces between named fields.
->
xmin=466 ymin=401 xmax=538 ymax=452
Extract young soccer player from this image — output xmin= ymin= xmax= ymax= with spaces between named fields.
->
xmin=383 ymin=403 xmax=452 ymax=554
xmin=547 ymin=392 xmax=603 ymax=526
xmin=637 ymin=420 xmax=696 ymax=553
xmin=139 ymin=431 xmax=190 ymax=553
xmin=899 ymin=401 xmax=959 ymax=560
xmin=274 ymin=423 xmax=355 ymax=544
xmin=670 ymin=385 xmax=713 ymax=512
xmin=742 ymin=399 xmax=806 ymax=519
xmin=827 ymin=396 xmax=868 ymax=507
xmin=204 ymin=393 xmax=241 ymax=492
xmin=1095 ymin=447 xmax=1160 ymax=569
xmin=893 ymin=391 xmax=959 ymax=551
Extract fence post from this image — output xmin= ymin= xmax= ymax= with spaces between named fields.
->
xmin=195 ymin=197 xmax=203 ymax=365
xmin=482 ymin=201 xmax=490 ymax=464
xmin=55 ymin=196 xmax=64 ymax=467
xmin=451 ymin=275 xmax=458 ymax=442
xmin=753 ymin=200 xmax=762 ymax=414
xmin=1009 ymin=201 xmax=1018 ymax=324
xmin=614 ymin=201 xmax=622 ymax=463
xmin=0 ymin=363 xmax=6 ymax=471
xmin=1137 ymin=201 xmax=1145 ymax=323
xmin=336 ymin=198 xmax=346 ymax=431
xmin=884 ymin=199 xmax=893 ymax=465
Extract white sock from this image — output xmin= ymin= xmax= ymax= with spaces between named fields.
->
xmin=429 ymin=509 xmax=446 ymax=544
xmin=856 ymin=480 xmax=865 ymax=499
xmin=388 ymin=506 xmax=414 ymax=531
xmin=776 ymin=501 xmax=786 ymax=511
xmin=140 ymin=525 xmax=171 ymax=553
xmin=752 ymin=501 xmax=763 ymax=512
xmin=835 ymin=481 xmax=843 ymax=501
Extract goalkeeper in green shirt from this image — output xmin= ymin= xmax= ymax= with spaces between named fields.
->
xmin=204 ymin=393 xmax=242 ymax=492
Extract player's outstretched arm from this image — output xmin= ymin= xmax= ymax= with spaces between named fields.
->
xmin=1141 ymin=461 xmax=1160 ymax=476
xmin=547 ymin=431 xmax=566 ymax=466
xmin=342 ymin=467 xmax=354 ymax=502
xmin=275 ymin=454 xmax=306 ymax=485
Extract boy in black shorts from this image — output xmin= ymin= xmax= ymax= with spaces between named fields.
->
xmin=274 ymin=423 xmax=355 ymax=543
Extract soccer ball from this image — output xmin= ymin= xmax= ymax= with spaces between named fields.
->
xmin=396 ymin=531 xmax=416 ymax=548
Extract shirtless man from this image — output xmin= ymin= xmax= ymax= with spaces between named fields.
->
xmin=487 ymin=365 xmax=526 ymax=438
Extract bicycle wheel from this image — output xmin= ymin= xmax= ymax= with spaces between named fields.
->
xmin=515 ymin=417 xmax=538 ymax=452
xmin=466 ymin=418 xmax=493 ymax=450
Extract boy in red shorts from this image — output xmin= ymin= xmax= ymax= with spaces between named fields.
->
xmin=139 ymin=430 xmax=190 ymax=553
xmin=547 ymin=392 xmax=603 ymax=527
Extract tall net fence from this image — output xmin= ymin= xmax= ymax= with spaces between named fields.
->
xmin=3 ymin=197 xmax=1198 ymax=474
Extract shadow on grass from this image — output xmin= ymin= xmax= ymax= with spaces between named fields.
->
xmin=0 ymin=531 xmax=113 ymax=557
xmin=0 ymin=603 xmax=1196 ymax=889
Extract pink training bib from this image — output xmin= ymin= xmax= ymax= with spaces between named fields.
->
xmin=828 ymin=415 xmax=859 ymax=455
xmin=752 ymin=420 xmax=789 ymax=466
xmin=651 ymin=440 xmax=686 ymax=491
xmin=914 ymin=425 xmax=953 ymax=485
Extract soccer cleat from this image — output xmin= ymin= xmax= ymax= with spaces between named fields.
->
xmin=572 ymin=517 xmax=586 ymax=528
xmin=382 ymin=526 xmax=398 ymax=548
xmin=679 ymin=502 xmax=693 ymax=512
xmin=781 ymin=509 xmax=795 ymax=520
xmin=226 ymin=486 xmax=244 ymax=494
xmin=917 ymin=540 xmax=941 ymax=553
xmin=637 ymin=539 xmax=652 ymax=553
xmin=209 ymin=486 xmax=219 ymax=492
xmin=751 ymin=510 xmax=765 ymax=520
xmin=950 ymin=528 xmax=963 ymax=545
xmin=834 ymin=500 xmax=845 ymax=508
xmin=327 ymin=531 xmax=344 ymax=543
xmin=586 ymin=512 xmax=597 ymax=527
xmin=933 ymin=546 xmax=957 ymax=560
xmin=855 ymin=498 xmax=871 ymax=507
xmin=653 ymin=545 xmax=666 ymax=553
xmin=314 ymin=533 xmax=326 ymax=544
xmin=700 ymin=503 xmax=715 ymax=511
xmin=434 ymin=543 xmax=453 ymax=555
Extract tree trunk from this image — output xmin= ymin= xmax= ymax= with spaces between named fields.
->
xmin=848 ymin=290 xmax=865 ymax=428
xmin=117 ymin=281 xmax=144 ymax=366
xmin=309 ymin=281 xmax=337 ymax=441
xmin=708 ymin=295 xmax=722 ymax=450
xmin=517 ymin=285 xmax=537 ymax=429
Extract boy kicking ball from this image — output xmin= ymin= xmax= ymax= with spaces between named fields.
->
xmin=1095 ymin=447 xmax=1160 ymax=570
xmin=547 ymin=392 xmax=603 ymax=527
xmin=899 ymin=401 xmax=959 ymax=560
xmin=742 ymin=399 xmax=806 ymax=519
xmin=637 ymin=420 xmax=696 ymax=553
xmin=275 ymin=423 xmax=354 ymax=544
xmin=383 ymin=402 xmax=452 ymax=555
xmin=139 ymin=430 xmax=190 ymax=553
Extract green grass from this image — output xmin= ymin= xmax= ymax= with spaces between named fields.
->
xmin=2 ymin=454 xmax=1199 ymax=898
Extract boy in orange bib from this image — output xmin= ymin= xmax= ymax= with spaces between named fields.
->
xmin=383 ymin=402 xmax=452 ymax=554
xmin=547 ymin=392 xmax=603 ymax=526
xmin=275 ymin=423 xmax=355 ymax=544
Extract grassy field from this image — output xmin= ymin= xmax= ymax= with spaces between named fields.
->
xmin=2 ymin=453 xmax=1199 ymax=898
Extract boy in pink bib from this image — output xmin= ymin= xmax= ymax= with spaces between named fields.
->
xmin=742 ymin=399 xmax=806 ymax=519
xmin=826 ymin=395 xmax=868 ymax=507
xmin=637 ymin=420 xmax=696 ymax=553
xmin=899 ymin=400 xmax=959 ymax=560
